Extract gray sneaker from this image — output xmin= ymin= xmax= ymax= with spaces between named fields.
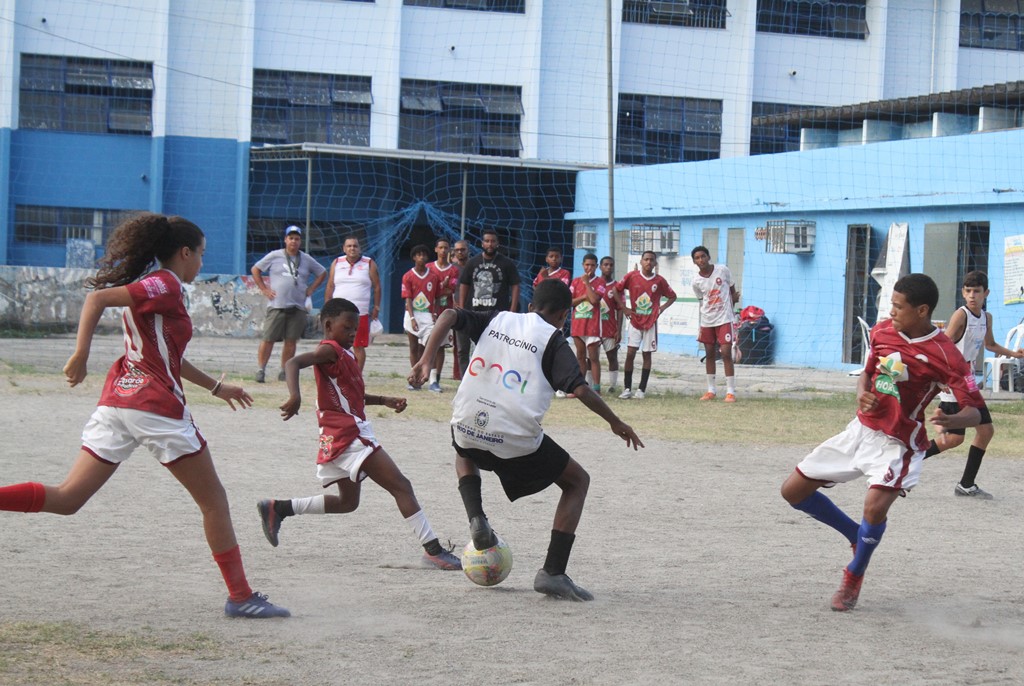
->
xmin=277 ymin=369 xmax=286 ymax=381
xmin=255 ymin=368 xmax=266 ymax=383
xmin=955 ymin=483 xmax=994 ymax=499
xmin=534 ymin=569 xmax=594 ymax=601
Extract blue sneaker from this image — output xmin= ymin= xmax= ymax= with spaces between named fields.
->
xmin=423 ymin=548 xmax=462 ymax=570
xmin=428 ymin=382 xmax=443 ymax=393
xmin=224 ymin=592 xmax=290 ymax=618
xmin=257 ymin=499 xmax=283 ymax=547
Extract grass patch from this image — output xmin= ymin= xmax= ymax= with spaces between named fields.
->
xmin=0 ymin=621 xmax=225 ymax=685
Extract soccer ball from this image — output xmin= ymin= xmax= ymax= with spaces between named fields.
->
xmin=461 ymin=536 xmax=513 ymax=587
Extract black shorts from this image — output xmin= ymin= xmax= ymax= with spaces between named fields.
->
xmin=451 ymin=429 xmax=570 ymax=502
xmin=938 ymin=401 xmax=992 ymax=436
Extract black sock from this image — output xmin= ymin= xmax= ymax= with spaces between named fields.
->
xmin=542 ymin=529 xmax=576 ymax=576
xmin=961 ymin=445 xmax=986 ymax=487
xmin=624 ymin=371 xmax=633 ymax=390
xmin=458 ymin=475 xmax=485 ymax=520
xmin=274 ymin=500 xmax=294 ymax=518
xmin=423 ymin=538 xmax=443 ymax=555
xmin=639 ymin=368 xmax=651 ymax=392
xmin=923 ymin=440 xmax=941 ymax=459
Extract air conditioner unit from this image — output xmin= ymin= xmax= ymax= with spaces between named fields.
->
xmin=650 ymin=1 xmax=692 ymax=16
xmin=765 ymin=220 xmax=815 ymax=254
xmin=574 ymin=225 xmax=597 ymax=251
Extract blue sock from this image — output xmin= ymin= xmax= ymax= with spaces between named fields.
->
xmin=848 ymin=520 xmax=887 ymax=577
xmin=791 ymin=492 xmax=859 ymax=543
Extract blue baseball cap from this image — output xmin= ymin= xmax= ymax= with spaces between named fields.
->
xmin=284 ymin=225 xmax=302 ymax=237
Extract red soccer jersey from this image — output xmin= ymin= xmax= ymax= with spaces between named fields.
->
xmin=98 ymin=270 xmax=192 ymax=419
xmin=533 ymin=266 xmax=571 ymax=288
xmin=313 ymin=339 xmax=369 ymax=464
xmin=600 ymin=278 xmax=621 ymax=339
xmin=428 ymin=261 xmax=460 ymax=312
xmin=570 ymin=275 xmax=606 ymax=338
xmin=859 ymin=319 xmax=985 ymax=451
xmin=616 ymin=271 xmax=677 ymax=331
xmin=401 ymin=267 xmax=442 ymax=315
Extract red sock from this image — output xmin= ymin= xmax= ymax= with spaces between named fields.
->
xmin=212 ymin=545 xmax=253 ymax=602
xmin=0 ymin=482 xmax=46 ymax=512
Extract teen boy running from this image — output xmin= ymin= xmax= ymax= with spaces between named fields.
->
xmin=409 ymin=279 xmax=644 ymax=601
xmin=781 ymin=274 xmax=985 ymax=611
xmin=924 ymin=270 xmax=1023 ymax=498
xmin=257 ymin=298 xmax=461 ymax=571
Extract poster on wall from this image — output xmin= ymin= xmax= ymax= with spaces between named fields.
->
xmin=1003 ymin=235 xmax=1024 ymax=305
xmin=620 ymin=253 xmax=699 ymax=337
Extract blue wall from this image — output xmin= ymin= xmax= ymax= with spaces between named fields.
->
xmin=570 ymin=130 xmax=1024 ymax=369
xmin=4 ymin=132 xmax=249 ymax=274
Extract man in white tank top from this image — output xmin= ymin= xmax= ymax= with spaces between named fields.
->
xmin=925 ymin=271 xmax=1022 ymax=499
xmin=325 ymin=236 xmax=381 ymax=370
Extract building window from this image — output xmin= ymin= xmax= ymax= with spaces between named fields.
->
xmin=403 ymin=0 xmax=525 ymax=13
xmin=960 ymin=0 xmax=1024 ymax=51
xmin=622 ymin=0 xmax=729 ymax=29
xmin=399 ymin=80 xmax=523 ymax=157
xmin=630 ymin=224 xmax=680 ymax=254
xmin=19 ymin=54 xmax=154 ymax=135
xmin=756 ymin=1 xmax=867 ymax=40
xmin=616 ymin=94 xmax=721 ymax=165
xmin=574 ymin=224 xmax=597 ymax=251
xmin=252 ymin=70 xmax=372 ymax=146
xmin=750 ymin=102 xmax=804 ymax=155
xmin=14 ymin=206 xmax=139 ymax=245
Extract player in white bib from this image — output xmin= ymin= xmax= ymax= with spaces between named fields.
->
xmin=409 ymin=279 xmax=644 ymax=601
xmin=924 ymin=271 xmax=1023 ymax=498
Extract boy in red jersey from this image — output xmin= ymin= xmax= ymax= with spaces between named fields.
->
xmin=428 ymin=238 xmax=461 ymax=386
xmin=570 ymin=253 xmax=606 ymax=393
xmin=533 ymin=246 xmax=572 ymax=288
xmin=781 ymin=274 xmax=985 ymax=612
xmin=0 ymin=213 xmax=289 ymax=619
xmin=616 ymin=251 xmax=677 ymax=399
xmin=598 ymin=256 xmax=625 ymax=394
xmin=401 ymin=244 xmax=442 ymax=391
xmin=257 ymin=298 xmax=461 ymax=571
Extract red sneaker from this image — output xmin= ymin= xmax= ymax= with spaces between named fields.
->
xmin=831 ymin=568 xmax=864 ymax=612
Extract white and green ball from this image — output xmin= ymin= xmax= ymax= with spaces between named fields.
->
xmin=461 ymin=536 xmax=513 ymax=587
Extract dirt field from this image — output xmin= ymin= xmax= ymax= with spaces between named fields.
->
xmin=1 ymin=338 xmax=1023 ymax=685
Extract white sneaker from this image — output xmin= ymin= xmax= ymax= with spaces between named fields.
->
xmin=634 ymin=390 xmax=645 ymax=399
xmin=555 ymin=390 xmax=567 ymax=398
xmin=618 ymin=389 xmax=632 ymax=399
xmin=954 ymin=483 xmax=994 ymax=499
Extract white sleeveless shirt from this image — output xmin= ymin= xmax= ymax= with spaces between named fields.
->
xmin=451 ymin=312 xmax=556 ymax=458
xmin=332 ymin=256 xmax=374 ymax=314
xmin=938 ymin=306 xmax=986 ymax=403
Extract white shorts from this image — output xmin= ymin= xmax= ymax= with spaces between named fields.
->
xmin=575 ymin=336 xmax=600 ymax=347
xmin=403 ymin=311 xmax=435 ymax=343
xmin=796 ymin=418 xmax=923 ymax=491
xmin=626 ymin=325 xmax=658 ymax=353
xmin=601 ymin=337 xmax=619 ymax=353
xmin=316 ymin=436 xmax=380 ymax=487
xmin=81 ymin=405 xmax=206 ymax=465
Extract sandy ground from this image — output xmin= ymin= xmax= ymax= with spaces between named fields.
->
xmin=1 ymin=336 xmax=1023 ymax=685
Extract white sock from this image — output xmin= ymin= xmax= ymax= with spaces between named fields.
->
xmin=404 ymin=509 xmax=437 ymax=546
xmin=291 ymin=495 xmax=326 ymax=515
xmin=429 ymin=370 xmax=438 ymax=385
xmin=726 ymin=376 xmax=736 ymax=394
xmin=707 ymin=375 xmax=717 ymax=394
xmin=609 ymin=370 xmax=619 ymax=389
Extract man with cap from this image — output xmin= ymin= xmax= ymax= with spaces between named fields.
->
xmin=251 ymin=225 xmax=327 ymax=382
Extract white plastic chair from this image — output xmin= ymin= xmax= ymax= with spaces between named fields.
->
xmin=983 ymin=323 xmax=1024 ymax=392
xmin=848 ymin=316 xmax=871 ymax=377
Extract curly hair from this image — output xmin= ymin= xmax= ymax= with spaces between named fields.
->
xmin=87 ymin=213 xmax=204 ymax=289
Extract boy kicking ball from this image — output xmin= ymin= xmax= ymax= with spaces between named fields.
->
xmin=410 ymin=279 xmax=644 ymax=601
xmin=257 ymin=297 xmax=461 ymax=571
xmin=780 ymin=274 xmax=985 ymax=611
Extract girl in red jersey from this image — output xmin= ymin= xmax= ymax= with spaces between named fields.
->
xmin=0 ymin=213 xmax=289 ymax=619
